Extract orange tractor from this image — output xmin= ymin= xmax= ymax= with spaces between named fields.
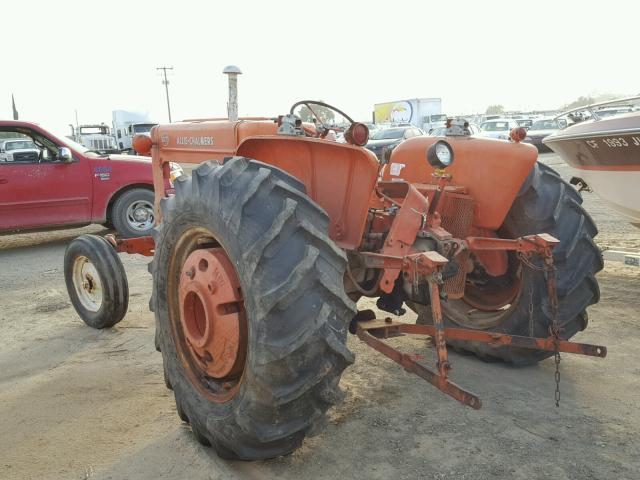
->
xmin=64 ymin=101 xmax=605 ymax=460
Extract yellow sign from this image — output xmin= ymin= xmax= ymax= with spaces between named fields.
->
xmin=374 ymin=101 xmax=413 ymax=123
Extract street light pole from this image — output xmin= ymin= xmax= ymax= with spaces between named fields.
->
xmin=157 ymin=66 xmax=173 ymax=123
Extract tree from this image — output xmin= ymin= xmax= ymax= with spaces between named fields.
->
xmin=560 ymin=94 xmax=620 ymax=110
xmin=562 ymin=95 xmax=596 ymax=110
xmin=485 ymin=104 xmax=504 ymax=115
xmin=297 ymin=103 xmax=336 ymax=125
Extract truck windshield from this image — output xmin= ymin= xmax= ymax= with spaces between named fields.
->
xmin=5 ymin=140 xmax=36 ymax=150
xmin=430 ymin=115 xmax=447 ymax=122
xmin=80 ymin=127 xmax=109 ymax=134
xmin=133 ymin=124 xmax=154 ymax=134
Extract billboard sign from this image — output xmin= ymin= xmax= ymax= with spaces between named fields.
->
xmin=374 ymin=100 xmax=414 ymax=123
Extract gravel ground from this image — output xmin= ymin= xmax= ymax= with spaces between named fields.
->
xmin=0 ymin=153 xmax=638 ymax=480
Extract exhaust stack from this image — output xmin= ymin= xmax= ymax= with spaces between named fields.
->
xmin=223 ymin=65 xmax=242 ymax=122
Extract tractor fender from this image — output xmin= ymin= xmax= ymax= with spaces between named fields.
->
xmin=237 ymin=136 xmax=379 ymax=250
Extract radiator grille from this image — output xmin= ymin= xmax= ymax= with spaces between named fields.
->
xmin=440 ymin=193 xmax=475 ymax=239
xmin=13 ymin=151 xmax=38 ymax=162
xmin=439 ymin=193 xmax=475 ymax=299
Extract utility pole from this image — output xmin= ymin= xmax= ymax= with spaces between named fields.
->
xmin=157 ymin=66 xmax=173 ymax=123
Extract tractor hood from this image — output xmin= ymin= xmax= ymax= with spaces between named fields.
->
xmin=383 ymin=136 xmax=538 ymax=230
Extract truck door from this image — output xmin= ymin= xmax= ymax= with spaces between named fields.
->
xmin=0 ymin=127 xmax=92 ymax=231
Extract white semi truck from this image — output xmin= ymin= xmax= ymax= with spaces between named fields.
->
xmin=112 ymin=110 xmax=157 ymax=154
xmin=373 ymin=98 xmax=445 ymax=132
xmin=69 ymin=124 xmax=119 ymax=154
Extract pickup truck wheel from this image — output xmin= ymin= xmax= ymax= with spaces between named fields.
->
xmin=64 ymin=234 xmax=129 ymax=329
xmin=112 ymin=188 xmax=155 ymax=238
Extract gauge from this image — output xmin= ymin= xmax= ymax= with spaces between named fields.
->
xmin=427 ymin=140 xmax=454 ymax=169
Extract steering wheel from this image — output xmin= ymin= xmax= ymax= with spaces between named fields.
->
xmin=289 ymin=100 xmax=355 ymax=138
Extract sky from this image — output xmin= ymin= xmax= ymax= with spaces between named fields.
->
xmin=1 ymin=0 xmax=638 ymax=133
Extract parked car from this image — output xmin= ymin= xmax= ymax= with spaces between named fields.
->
xmin=365 ymin=122 xmax=383 ymax=138
xmin=0 ymin=138 xmax=40 ymax=162
xmin=594 ymin=106 xmax=633 ymax=118
xmin=478 ymin=118 xmax=520 ymax=140
xmin=516 ymin=118 xmax=533 ymax=129
xmin=522 ymin=117 xmax=566 ymax=152
xmin=0 ymin=121 xmax=182 ymax=237
xmin=423 ymin=113 xmax=448 ymax=133
xmin=429 ymin=123 xmax=481 ymax=136
xmin=365 ymin=126 xmax=425 ymax=160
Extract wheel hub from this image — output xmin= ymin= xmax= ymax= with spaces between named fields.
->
xmin=126 ymin=200 xmax=154 ymax=231
xmin=178 ymin=248 xmax=246 ymax=379
xmin=83 ymin=274 xmax=96 ymax=292
xmin=133 ymin=207 xmax=149 ymax=222
xmin=72 ymin=256 xmax=103 ymax=312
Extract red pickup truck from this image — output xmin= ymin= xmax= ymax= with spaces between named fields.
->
xmin=0 ymin=121 xmax=181 ymax=237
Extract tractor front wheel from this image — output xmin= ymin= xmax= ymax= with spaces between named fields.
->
xmin=64 ymin=234 xmax=129 ymax=329
xmin=150 ymin=157 xmax=355 ymax=460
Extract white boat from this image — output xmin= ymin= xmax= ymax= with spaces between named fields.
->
xmin=543 ymin=96 xmax=640 ymax=226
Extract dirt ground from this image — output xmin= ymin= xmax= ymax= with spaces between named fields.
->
xmin=1 ymin=153 xmax=638 ymax=480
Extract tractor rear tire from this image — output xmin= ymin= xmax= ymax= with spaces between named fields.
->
xmin=413 ymin=162 xmax=603 ymax=365
xmin=64 ymin=234 xmax=129 ymax=329
xmin=150 ymin=157 xmax=356 ymax=460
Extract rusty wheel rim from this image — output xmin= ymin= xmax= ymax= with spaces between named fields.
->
xmin=72 ymin=255 xmax=103 ymax=312
xmin=179 ymin=248 xmax=246 ymax=379
xmin=168 ymin=227 xmax=247 ymax=402
xmin=442 ymin=256 xmax=524 ymax=330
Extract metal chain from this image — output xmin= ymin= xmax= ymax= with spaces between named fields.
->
xmin=527 ymin=281 xmax=534 ymax=337
xmin=412 ymin=257 xmax=419 ymax=299
xmin=517 ymin=252 xmax=545 ymax=271
xmin=545 ymin=263 xmax=562 ymax=408
xmin=519 ymin=251 xmax=561 ymax=407
xmin=554 ymin=346 xmax=561 ymax=406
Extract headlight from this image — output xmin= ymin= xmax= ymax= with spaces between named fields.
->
xmin=426 ymin=140 xmax=454 ymax=169
xmin=169 ymin=162 xmax=184 ymax=183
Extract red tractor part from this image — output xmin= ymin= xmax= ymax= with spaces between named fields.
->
xmin=179 ymin=248 xmax=247 ymax=381
xmin=64 ymin=100 xmax=604 ymax=461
